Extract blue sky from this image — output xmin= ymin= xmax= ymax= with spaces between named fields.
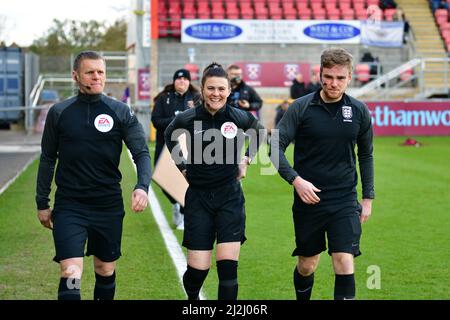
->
xmin=0 ymin=0 xmax=130 ymax=46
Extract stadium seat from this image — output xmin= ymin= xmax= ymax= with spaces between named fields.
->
xmin=211 ymin=2 xmax=225 ymax=13
xmin=435 ymin=9 xmax=449 ymax=25
xmin=356 ymin=9 xmax=369 ymax=20
xmin=339 ymin=0 xmax=352 ymax=8
xmin=255 ymin=8 xmax=269 ymax=19
xmin=353 ymin=0 xmax=366 ymax=6
xmin=327 ymin=8 xmax=341 ymax=20
xmin=184 ymin=63 xmax=199 ymax=81
xmin=366 ymin=0 xmax=380 ymax=6
xmin=296 ymin=1 xmax=309 ymax=12
xmin=158 ymin=21 xmax=169 ymax=38
xmin=299 ymin=8 xmax=312 ymax=20
xmin=282 ymin=1 xmax=295 ymax=11
xmin=355 ymin=63 xmax=371 ymax=84
xmin=197 ymin=2 xmax=209 ymax=12
xmin=284 ymin=12 xmax=297 ymax=19
xmin=312 ymin=9 xmax=326 ymax=20
xmin=384 ymin=8 xmax=397 ymax=21
xmin=399 ymin=68 xmax=414 ymax=82
xmin=197 ymin=7 xmax=211 ymax=19
xmin=341 ymin=8 xmax=355 ymax=20
xmin=241 ymin=7 xmax=254 ymax=19
xmin=311 ymin=3 xmax=324 ymax=11
xmin=310 ymin=0 xmax=323 ymax=5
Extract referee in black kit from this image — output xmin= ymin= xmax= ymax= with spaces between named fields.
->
xmin=164 ymin=62 xmax=265 ymax=300
xmin=271 ymin=47 xmax=375 ymax=300
xmin=36 ymin=51 xmax=151 ymax=300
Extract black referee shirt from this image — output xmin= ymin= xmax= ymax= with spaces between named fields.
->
xmin=272 ymin=90 xmax=375 ymax=204
xmin=164 ymin=103 xmax=265 ymax=190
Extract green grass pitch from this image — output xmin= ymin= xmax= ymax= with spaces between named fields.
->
xmin=0 ymin=136 xmax=449 ymax=299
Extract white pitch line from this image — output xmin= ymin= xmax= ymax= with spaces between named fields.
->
xmin=0 ymin=145 xmax=41 ymax=153
xmin=127 ymin=149 xmax=206 ymax=300
xmin=0 ymin=154 xmax=39 ymax=196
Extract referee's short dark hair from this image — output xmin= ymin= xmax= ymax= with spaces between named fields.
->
xmin=201 ymin=62 xmax=230 ymax=87
xmin=73 ymin=51 xmax=105 ymax=71
xmin=320 ymin=47 xmax=353 ymax=76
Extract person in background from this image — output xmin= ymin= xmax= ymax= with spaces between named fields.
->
xmin=305 ymin=72 xmax=322 ymax=95
xmin=290 ymin=72 xmax=308 ymax=99
xmin=226 ymin=64 xmax=263 ymax=118
xmin=152 ymin=69 xmax=201 ymax=230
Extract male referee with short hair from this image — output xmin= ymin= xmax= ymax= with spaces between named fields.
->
xmin=271 ymin=47 xmax=375 ymax=300
xmin=36 ymin=51 xmax=151 ymax=300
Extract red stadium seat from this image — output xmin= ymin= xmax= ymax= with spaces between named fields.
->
xmin=255 ymin=9 xmax=269 ymax=19
xmin=241 ymin=7 xmax=254 ymax=19
xmin=356 ymin=9 xmax=369 ymax=20
xmin=313 ymin=9 xmax=326 ymax=20
xmin=341 ymin=8 xmax=355 ymax=20
xmin=227 ymin=12 xmax=240 ymax=19
xmin=328 ymin=9 xmax=341 ymax=20
xmin=355 ymin=64 xmax=371 ymax=84
xmin=158 ymin=20 xmax=169 ymax=37
xmin=311 ymin=3 xmax=324 ymax=11
xmin=298 ymin=8 xmax=312 ymax=19
xmin=212 ymin=12 xmax=226 ymax=19
xmin=384 ymin=8 xmax=396 ymax=21
xmin=366 ymin=0 xmax=380 ymax=6
xmin=284 ymin=11 xmax=297 ymax=19
xmin=296 ymin=2 xmax=309 ymax=11
xmin=399 ymin=68 xmax=414 ymax=82
xmin=197 ymin=10 xmax=211 ymax=19
xmin=435 ymin=9 xmax=449 ymax=25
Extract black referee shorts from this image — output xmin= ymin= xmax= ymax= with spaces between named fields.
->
xmin=291 ymin=201 xmax=362 ymax=258
xmin=51 ymin=206 xmax=125 ymax=263
xmin=182 ymin=181 xmax=247 ymax=250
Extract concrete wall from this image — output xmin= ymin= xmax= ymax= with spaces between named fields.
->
xmin=156 ymin=41 xmax=410 ymax=87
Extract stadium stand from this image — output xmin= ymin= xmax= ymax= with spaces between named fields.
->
xmin=157 ymin=0 xmax=413 ymax=38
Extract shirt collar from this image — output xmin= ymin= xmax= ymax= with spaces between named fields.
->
xmin=77 ymin=91 xmax=103 ymax=103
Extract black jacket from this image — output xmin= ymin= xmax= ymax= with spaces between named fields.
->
xmin=164 ymin=103 xmax=265 ymax=189
xmin=227 ymin=81 xmax=263 ymax=111
xmin=290 ymin=79 xmax=308 ymax=99
xmin=151 ymin=90 xmax=201 ymax=164
xmin=36 ymin=92 xmax=152 ymax=210
xmin=271 ymin=91 xmax=374 ymax=204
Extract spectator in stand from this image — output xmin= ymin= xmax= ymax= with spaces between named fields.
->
xmin=393 ymin=9 xmax=410 ymax=44
xmin=290 ymin=73 xmax=308 ymax=99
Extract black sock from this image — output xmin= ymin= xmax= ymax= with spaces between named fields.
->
xmin=217 ymin=260 xmax=238 ymax=300
xmin=182 ymin=265 xmax=209 ymax=300
xmin=58 ymin=277 xmax=81 ymax=300
xmin=94 ymin=271 xmax=116 ymax=300
xmin=293 ymin=267 xmax=314 ymax=300
xmin=334 ymin=274 xmax=356 ymax=300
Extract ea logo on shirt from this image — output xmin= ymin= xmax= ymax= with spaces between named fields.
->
xmin=94 ymin=114 xmax=114 ymax=132
xmin=221 ymin=122 xmax=238 ymax=139
xmin=342 ymin=106 xmax=353 ymax=122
